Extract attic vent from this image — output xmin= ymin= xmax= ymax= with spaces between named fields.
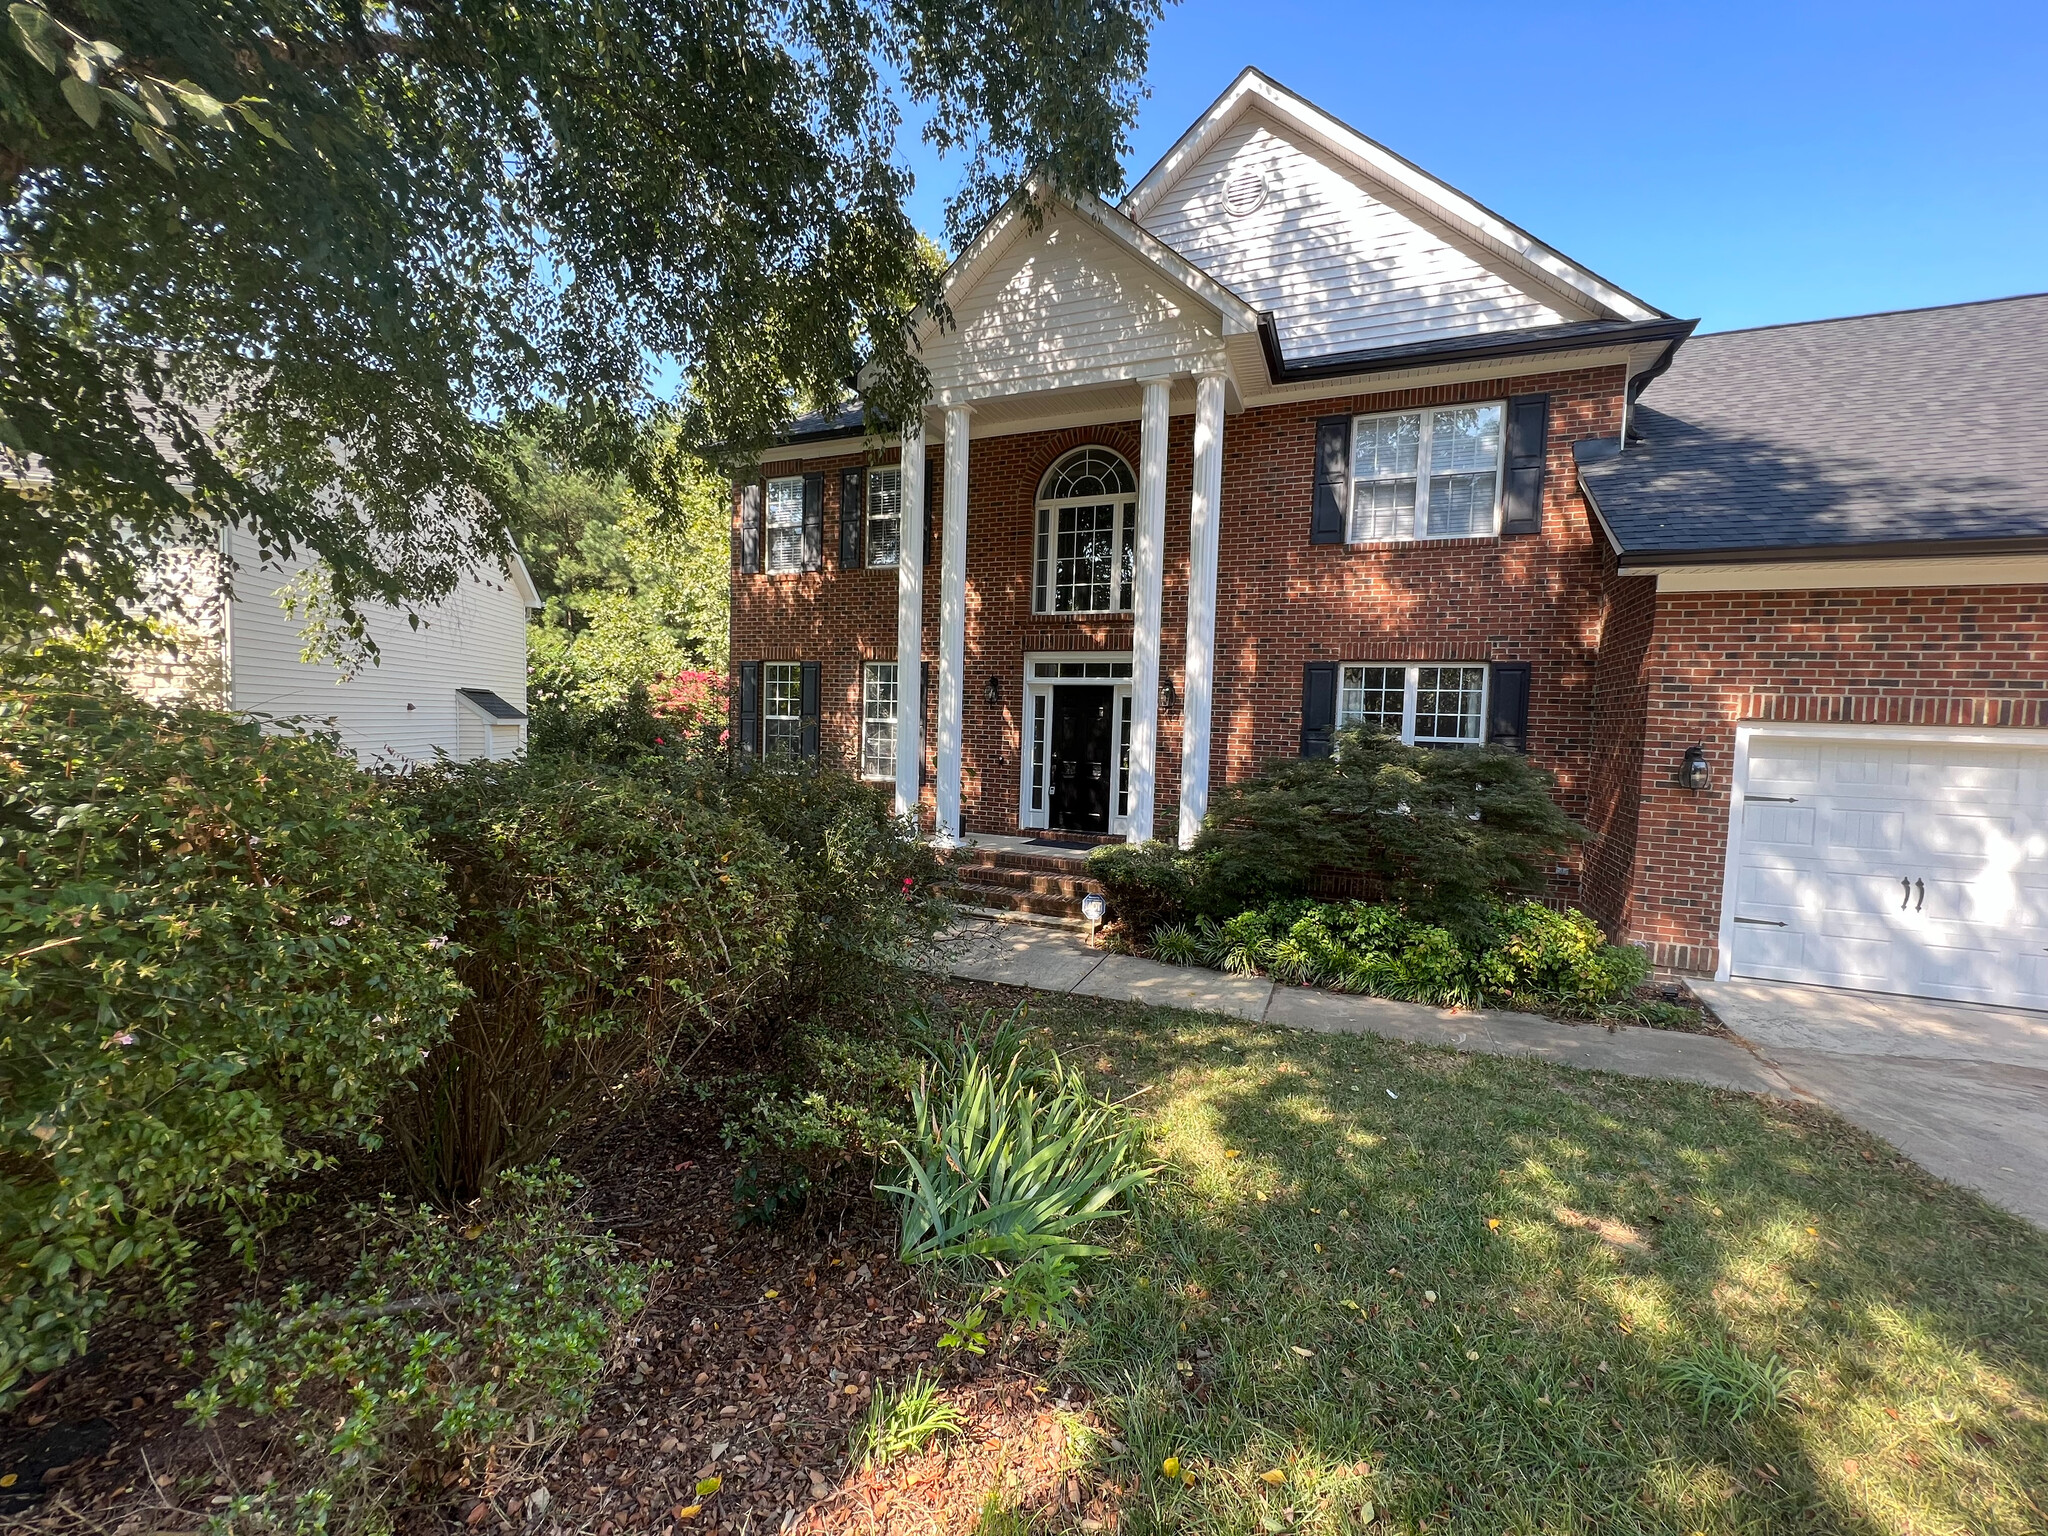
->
xmin=1222 ymin=169 xmax=1267 ymax=218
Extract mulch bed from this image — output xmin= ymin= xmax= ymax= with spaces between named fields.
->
xmin=3 ymin=1086 xmax=1117 ymax=1536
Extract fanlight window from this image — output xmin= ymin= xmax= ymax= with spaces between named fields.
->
xmin=1033 ymin=448 xmax=1138 ymax=614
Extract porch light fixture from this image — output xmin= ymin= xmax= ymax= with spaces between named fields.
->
xmin=1160 ymin=676 xmax=1179 ymax=714
xmin=984 ymin=674 xmax=1002 ymax=707
xmin=1679 ymin=745 xmax=1711 ymax=793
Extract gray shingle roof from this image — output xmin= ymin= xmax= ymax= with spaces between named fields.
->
xmin=1577 ymin=293 xmax=2048 ymax=561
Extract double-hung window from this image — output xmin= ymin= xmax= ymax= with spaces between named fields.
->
xmin=1349 ymin=403 xmax=1504 ymax=542
xmin=762 ymin=661 xmax=803 ymax=755
xmin=1338 ymin=664 xmax=1488 ymax=745
xmin=860 ymin=662 xmax=897 ymax=779
xmin=866 ymin=469 xmax=901 ymax=568
xmin=765 ymin=476 xmax=806 ymax=573
xmin=1032 ymin=448 xmax=1138 ymax=614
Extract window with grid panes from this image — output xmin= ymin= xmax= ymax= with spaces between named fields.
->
xmin=860 ymin=662 xmax=897 ymax=778
xmin=866 ymin=469 xmax=901 ymax=567
xmin=762 ymin=662 xmax=802 ymax=755
xmin=1347 ymin=404 xmax=1504 ymax=542
xmin=1337 ymin=663 xmax=1488 ymax=744
xmin=765 ymin=477 xmax=805 ymax=572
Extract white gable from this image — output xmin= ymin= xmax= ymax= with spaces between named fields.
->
xmin=920 ymin=202 xmax=1234 ymax=404
xmin=1139 ymin=109 xmax=1587 ymax=361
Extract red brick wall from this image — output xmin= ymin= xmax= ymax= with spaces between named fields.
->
xmin=1618 ymin=583 xmax=2048 ymax=974
xmin=731 ymin=363 xmax=1629 ymax=861
xmin=1581 ymin=563 xmax=1658 ymax=938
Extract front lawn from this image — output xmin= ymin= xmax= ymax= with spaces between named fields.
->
xmin=948 ymin=982 xmax=2048 ymax=1536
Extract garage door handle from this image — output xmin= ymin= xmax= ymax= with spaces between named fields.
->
xmin=1746 ymin=795 xmax=1799 ymax=803
xmin=1901 ymin=877 xmax=1912 ymax=910
xmin=1914 ymin=877 xmax=1925 ymax=912
xmin=1734 ymin=917 xmax=1787 ymax=927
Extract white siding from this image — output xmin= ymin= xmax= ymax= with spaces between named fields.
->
xmin=925 ymin=206 xmax=1224 ymax=398
xmin=1138 ymin=112 xmax=1584 ymax=361
xmin=222 ymin=531 xmax=531 ymax=765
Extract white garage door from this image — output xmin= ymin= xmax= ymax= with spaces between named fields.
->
xmin=1729 ymin=734 xmax=2048 ymax=1008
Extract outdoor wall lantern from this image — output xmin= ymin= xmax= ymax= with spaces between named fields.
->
xmin=1160 ymin=676 xmax=1179 ymax=714
xmin=984 ymin=674 xmax=1001 ymax=707
xmin=1679 ymin=745 xmax=1711 ymax=793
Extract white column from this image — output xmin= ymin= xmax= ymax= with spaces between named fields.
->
xmin=893 ymin=421 xmax=925 ymax=823
xmin=933 ymin=405 xmax=971 ymax=844
xmin=1126 ymin=378 xmax=1171 ymax=843
xmin=1178 ymin=372 xmax=1227 ymax=848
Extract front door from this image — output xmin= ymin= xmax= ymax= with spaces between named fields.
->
xmin=1049 ymin=685 xmax=1114 ymax=833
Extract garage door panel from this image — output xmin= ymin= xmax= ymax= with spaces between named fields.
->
xmin=1732 ymin=733 xmax=2048 ymax=1009
xmin=1742 ymin=803 xmax=1815 ymax=848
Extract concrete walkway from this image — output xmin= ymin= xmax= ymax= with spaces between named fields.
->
xmin=941 ymin=920 xmax=1793 ymax=1097
xmin=941 ymin=919 xmax=2048 ymax=1230
xmin=1691 ymin=979 xmax=2048 ymax=1229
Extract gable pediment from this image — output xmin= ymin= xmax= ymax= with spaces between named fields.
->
xmin=917 ymin=199 xmax=1246 ymax=405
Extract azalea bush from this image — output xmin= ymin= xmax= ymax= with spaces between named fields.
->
xmin=188 ymin=1165 xmax=648 ymax=1536
xmin=389 ymin=750 xmax=798 ymax=1204
xmin=1152 ymin=898 xmax=1651 ymax=1014
xmin=0 ymin=659 xmax=461 ymax=1407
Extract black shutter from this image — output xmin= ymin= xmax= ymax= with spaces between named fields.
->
xmin=1487 ymin=662 xmax=1532 ymax=753
xmin=736 ymin=662 xmax=761 ymax=756
xmin=799 ymin=661 xmax=821 ymax=759
xmin=1311 ymin=416 xmax=1351 ymax=544
xmin=1501 ymin=394 xmax=1549 ymax=536
xmin=838 ymin=467 xmax=864 ymax=569
xmin=1300 ymin=662 xmax=1338 ymax=757
xmin=801 ymin=472 xmax=825 ymax=571
xmin=736 ymin=484 xmax=762 ymax=574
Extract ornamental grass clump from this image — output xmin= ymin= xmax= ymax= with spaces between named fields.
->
xmin=0 ymin=660 xmax=462 ymax=1409
xmin=882 ymin=1017 xmax=1151 ymax=1266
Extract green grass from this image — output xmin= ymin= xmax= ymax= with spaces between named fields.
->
xmin=971 ymin=985 xmax=2048 ymax=1536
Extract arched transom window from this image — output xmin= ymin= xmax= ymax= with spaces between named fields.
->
xmin=1033 ymin=447 xmax=1138 ymax=614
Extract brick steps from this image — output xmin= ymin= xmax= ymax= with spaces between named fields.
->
xmin=949 ymin=847 xmax=1105 ymax=925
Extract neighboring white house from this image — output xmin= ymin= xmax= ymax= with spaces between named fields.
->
xmin=132 ymin=526 xmax=540 ymax=765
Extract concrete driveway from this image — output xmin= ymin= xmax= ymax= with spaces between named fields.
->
xmin=1689 ymin=978 xmax=2048 ymax=1228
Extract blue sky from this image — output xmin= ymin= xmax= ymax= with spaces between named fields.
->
xmin=895 ymin=0 xmax=2048 ymax=335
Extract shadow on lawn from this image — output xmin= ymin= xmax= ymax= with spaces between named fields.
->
xmin=1031 ymin=1000 xmax=2048 ymax=1536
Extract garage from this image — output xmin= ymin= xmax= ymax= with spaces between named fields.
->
xmin=1724 ymin=728 xmax=2048 ymax=1008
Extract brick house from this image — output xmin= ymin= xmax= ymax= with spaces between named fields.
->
xmin=729 ymin=68 xmax=2048 ymax=1011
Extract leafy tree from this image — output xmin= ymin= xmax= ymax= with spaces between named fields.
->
xmin=1194 ymin=728 xmax=1586 ymax=931
xmin=0 ymin=0 xmax=1164 ymax=639
xmin=513 ymin=426 xmax=732 ymax=712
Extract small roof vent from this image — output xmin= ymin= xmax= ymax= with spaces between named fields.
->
xmin=1222 ymin=169 xmax=1267 ymax=218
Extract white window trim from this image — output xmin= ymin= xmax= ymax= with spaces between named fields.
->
xmin=1338 ymin=662 xmax=1490 ymax=746
xmin=765 ymin=475 xmax=805 ymax=574
xmin=859 ymin=660 xmax=898 ymax=780
xmin=1349 ymin=402 xmax=1506 ymax=545
xmin=866 ymin=468 xmax=901 ymax=569
xmin=1017 ymin=651 xmax=1137 ymax=836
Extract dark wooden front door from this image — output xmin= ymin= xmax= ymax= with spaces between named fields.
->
xmin=1049 ymin=685 xmax=1114 ymax=833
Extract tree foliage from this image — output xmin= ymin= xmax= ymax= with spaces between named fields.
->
xmin=0 ymin=0 xmax=1164 ymax=637
xmin=0 ymin=652 xmax=461 ymax=1404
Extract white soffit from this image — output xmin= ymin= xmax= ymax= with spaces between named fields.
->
xmin=1122 ymin=68 xmax=1663 ymax=326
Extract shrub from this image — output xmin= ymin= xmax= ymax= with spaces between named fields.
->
xmin=882 ymin=1017 xmax=1151 ymax=1266
xmin=0 ymin=666 xmax=461 ymax=1408
xmin=389 ymin=751 xmax=798 ymax=1203
xmin=1196 ymin=727 xmax=1585 ymax=930
xmin=1155 ymin=897 xmax=1647 ymax=1013
xmin=187 ymin=1166 xmax=649 ymax=1536
xmin=1086 ymin=840 xmax=1202 ymax=931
